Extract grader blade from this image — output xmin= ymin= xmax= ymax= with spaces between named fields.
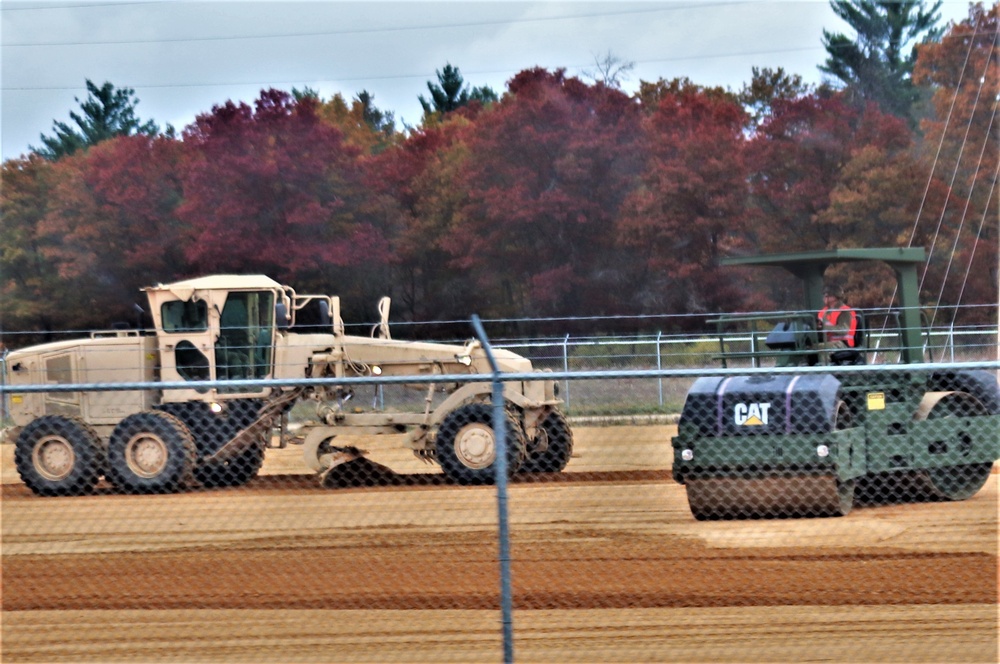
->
xmin=318 ymin=448 xmax=399 ymax=488
xmin=303 ymin=437 xmax=399 ymax=488
xmin=685 ymin=475 xmax=854 ymax=520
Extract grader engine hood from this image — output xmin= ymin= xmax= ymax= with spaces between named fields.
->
xmin=274 ymin=333 xmax=534 ymax=380
xmin=340 ymin=336 xmax=533 ymax=375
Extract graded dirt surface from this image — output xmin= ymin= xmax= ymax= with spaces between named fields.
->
xmin=2 ymin=425 xmax=997 ymax=662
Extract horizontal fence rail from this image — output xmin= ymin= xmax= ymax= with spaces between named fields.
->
xmin=3 ymin=360 xmax=1000 ymax=394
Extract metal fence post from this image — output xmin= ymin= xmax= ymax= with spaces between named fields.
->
xmin=562 ymin=333 xmax=570 ymax=410
xmin=0 ymin=347 xmax=8 ymax=427
xmin=471 ymin=315 xmax=515 ymax=664
xmin=656 ymin=331 xmax=663 ymax=408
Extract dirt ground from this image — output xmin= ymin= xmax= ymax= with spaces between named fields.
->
xmin=2 ymin=425 xmax=997 ymax=663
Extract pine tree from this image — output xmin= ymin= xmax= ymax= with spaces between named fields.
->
xmin=33 ymin=80 xmax=162 ymax=160
xmin=820 ymin=0 xmax=942 ymax=120
xmin=419 ymin=64 xmax=497 ymax=117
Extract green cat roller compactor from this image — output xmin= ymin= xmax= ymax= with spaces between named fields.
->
xmin=671 ymin=247 xmax=1000 ymax=519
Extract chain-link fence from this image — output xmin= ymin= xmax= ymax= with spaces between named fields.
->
xmin=2 ymin=322 xmax=998 ymax=662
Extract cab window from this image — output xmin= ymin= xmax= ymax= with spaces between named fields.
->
xmin=161 ymin=300 xmax=208 ymax=333
xmin=216 ymin=291 xmax=275 ymax=388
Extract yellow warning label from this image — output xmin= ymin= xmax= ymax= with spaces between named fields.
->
xmin=11 ymin=395 xmax=23 ymax=404
xmin=867 ymin=392 xmax=886 ymax=411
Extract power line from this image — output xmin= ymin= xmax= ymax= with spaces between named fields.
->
xmin=1 ymin=44 xmax=824 ymax=93
xmin=4 ymin=2 xmax=747 ymax=47
xmin=0 ymin=1 xmax=165 ymax=10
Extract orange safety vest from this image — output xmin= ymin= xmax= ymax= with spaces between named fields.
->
xmin=818 ymin=305 xmax=858 ymax=347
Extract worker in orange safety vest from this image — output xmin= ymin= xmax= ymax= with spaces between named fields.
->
xmin=818 ymin=288 xmax=858 ymax=349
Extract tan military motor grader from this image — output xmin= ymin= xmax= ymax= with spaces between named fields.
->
xmin=3 ymin=275 xmax=571 ymax=496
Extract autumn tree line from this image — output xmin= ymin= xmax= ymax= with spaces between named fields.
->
xmin=2 ymin=2 xmax=997 ymax=343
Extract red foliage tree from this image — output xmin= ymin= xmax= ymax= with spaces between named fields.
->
xmin=912 ymin=2 xmax=999 ymax=324
xmin=617 ymin=81 xmax=753 ymax=318
xmin=178 ymin=89 xmax=386 ymax=307
xmin=442 ymin=69 xmax=645 ymax=325
xmin=29 ymin=135 xmax=187 ymax=329
xmin=743 ymin=92 xmax=928 ymax=310
xmin=1 ymin=155 xmax=67 ymax=337
xmin=364 ymin=116 xmax=478 ymax=325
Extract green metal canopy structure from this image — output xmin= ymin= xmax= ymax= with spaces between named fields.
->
xmin=721 ymin=247 xmax=927 ymax=364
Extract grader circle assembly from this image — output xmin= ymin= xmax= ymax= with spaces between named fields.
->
xmin=671 ymin=247 xmax=1000 ymax=520
xmin=3 ymin=275 xmax=567 ymax=495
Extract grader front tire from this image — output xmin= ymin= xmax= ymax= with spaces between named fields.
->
xmin=435 ymin=403 xmax=526 ymax=485
xmin=521 ymin=410 xmax=574 ymax=474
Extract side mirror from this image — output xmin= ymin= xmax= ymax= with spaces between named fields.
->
xmin=275 ymin=302 xmax=290 ymax=331
xmin=318 ymin=300 xmax=332 ymax=329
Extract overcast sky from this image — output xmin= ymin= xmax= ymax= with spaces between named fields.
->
xmin=1 ymin=0 xmax=977 ymax=162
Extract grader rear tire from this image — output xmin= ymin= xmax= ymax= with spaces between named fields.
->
xmin=107 ymin=411 xmax=197 ymax=494
xmin=14 ymin=415 xmax=103 ymax=497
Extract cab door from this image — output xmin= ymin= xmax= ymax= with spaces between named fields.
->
xmin=154 ymin=288 xmax=276 ymax=402
xmin=157 ymin=293 xmax=218 ymax=402
xmin=215 ymin=290 xmax=275 ymax=394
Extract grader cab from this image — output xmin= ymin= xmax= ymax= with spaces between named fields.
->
xmin=672 ymin=248 xmax=1000 ymax=519
xmin=4 ymin=275 xmax=571 ymax=496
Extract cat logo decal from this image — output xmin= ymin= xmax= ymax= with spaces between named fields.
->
xmin=734 ymin=402 xmax=771 ymax=426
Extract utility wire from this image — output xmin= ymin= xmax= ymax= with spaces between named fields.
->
xmin=1 ymin=44 xmax=823 ymax=93
xmin=876 ymin=18 xmax=979 ymax=347
xmin=948 ymin=162 xmax=1000 ymax=330
xmin=1 ymin=1 xmax=164 ymax=10
xmin=918 ymin=30 xmax=996 ymax=300
xmin=930 ymin=92 xmax=999 ymax=329
xmin=906 ymin=21 xmax=979 ymax=250
xmin=4 ymin=2 xmax=746 ymax=47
